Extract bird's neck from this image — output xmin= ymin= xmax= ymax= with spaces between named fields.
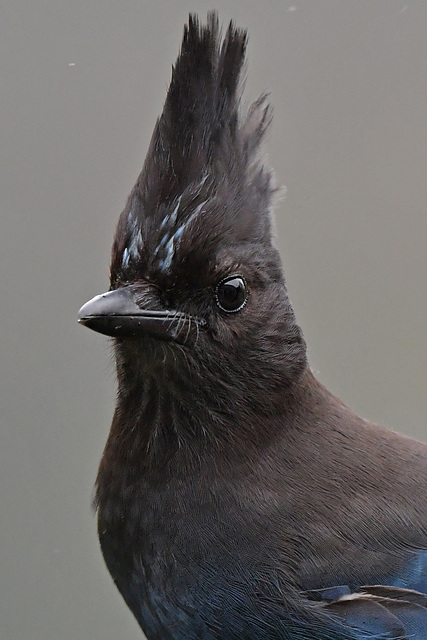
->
xmin=96 ymin=363 xmax=338 ymax=488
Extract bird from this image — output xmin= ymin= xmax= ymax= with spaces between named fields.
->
xmin=78 ymin=12 xmax=427 ymax=640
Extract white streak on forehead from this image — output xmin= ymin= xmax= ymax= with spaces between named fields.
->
xmin=122 ymin=247 xmax=130 ymax=268
xmin=158 ymin=199 xmax=208 ymax=273
xmin=196 ymin=174 xmax=209 ymax=190
xmin=188 ymin=199 xmax=207 ymax=222
xmin=160 ymin=236 xmax=175 ymax=272
xmin=122 ymin=197 xmax=143 ymax=266
xmin=127 ymin=195 xmax=139 ymax=224
xmin=128 ymin=228 xmax=143 ymax=260
xmin=160 ymin=196 xmax=182 ymax=230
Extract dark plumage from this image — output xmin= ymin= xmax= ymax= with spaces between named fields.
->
xmin=78 ymin=13 xmax=427 ymax=639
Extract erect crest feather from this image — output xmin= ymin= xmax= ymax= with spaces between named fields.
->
xmin=112 ymin=13 xmax=276 ymax=284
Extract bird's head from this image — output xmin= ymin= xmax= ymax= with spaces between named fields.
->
xmin=79 ymin=14 xmax=307 ymax=419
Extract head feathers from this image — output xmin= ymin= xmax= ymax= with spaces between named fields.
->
xmin=112 ymin=12 xmax=276 ymax=284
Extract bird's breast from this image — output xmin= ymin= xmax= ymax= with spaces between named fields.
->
xmin=97 ymin=472 xmax=300 ymax=639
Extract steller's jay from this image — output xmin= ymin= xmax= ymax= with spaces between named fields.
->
xmin=78 ymin=13 xmax=427 ymax=639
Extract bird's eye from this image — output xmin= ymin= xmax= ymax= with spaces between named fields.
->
xmin=215 ymin=275 xmax=248 ymax=313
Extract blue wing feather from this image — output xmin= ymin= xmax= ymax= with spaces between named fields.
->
xmin=309 ymin=550 xmax=427 ymax=639
xmin=389 ymin=550 xmax=427 ymax=594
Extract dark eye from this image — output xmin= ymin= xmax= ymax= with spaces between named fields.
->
xmin=215 ymin=275 xmax=248 ymax=313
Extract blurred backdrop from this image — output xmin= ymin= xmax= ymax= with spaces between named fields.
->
xmin=1 ymin=1 xmax=426 ymax=638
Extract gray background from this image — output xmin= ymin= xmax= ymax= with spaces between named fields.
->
xmin=1 ymin=1 xmax=426 ymax=639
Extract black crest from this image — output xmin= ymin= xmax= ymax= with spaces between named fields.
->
xmin=112 ymin=13 xmax=276 ymax=283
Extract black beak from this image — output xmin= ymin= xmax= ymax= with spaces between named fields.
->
xmin=78 ymin=287 xmax=203 ymax=341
